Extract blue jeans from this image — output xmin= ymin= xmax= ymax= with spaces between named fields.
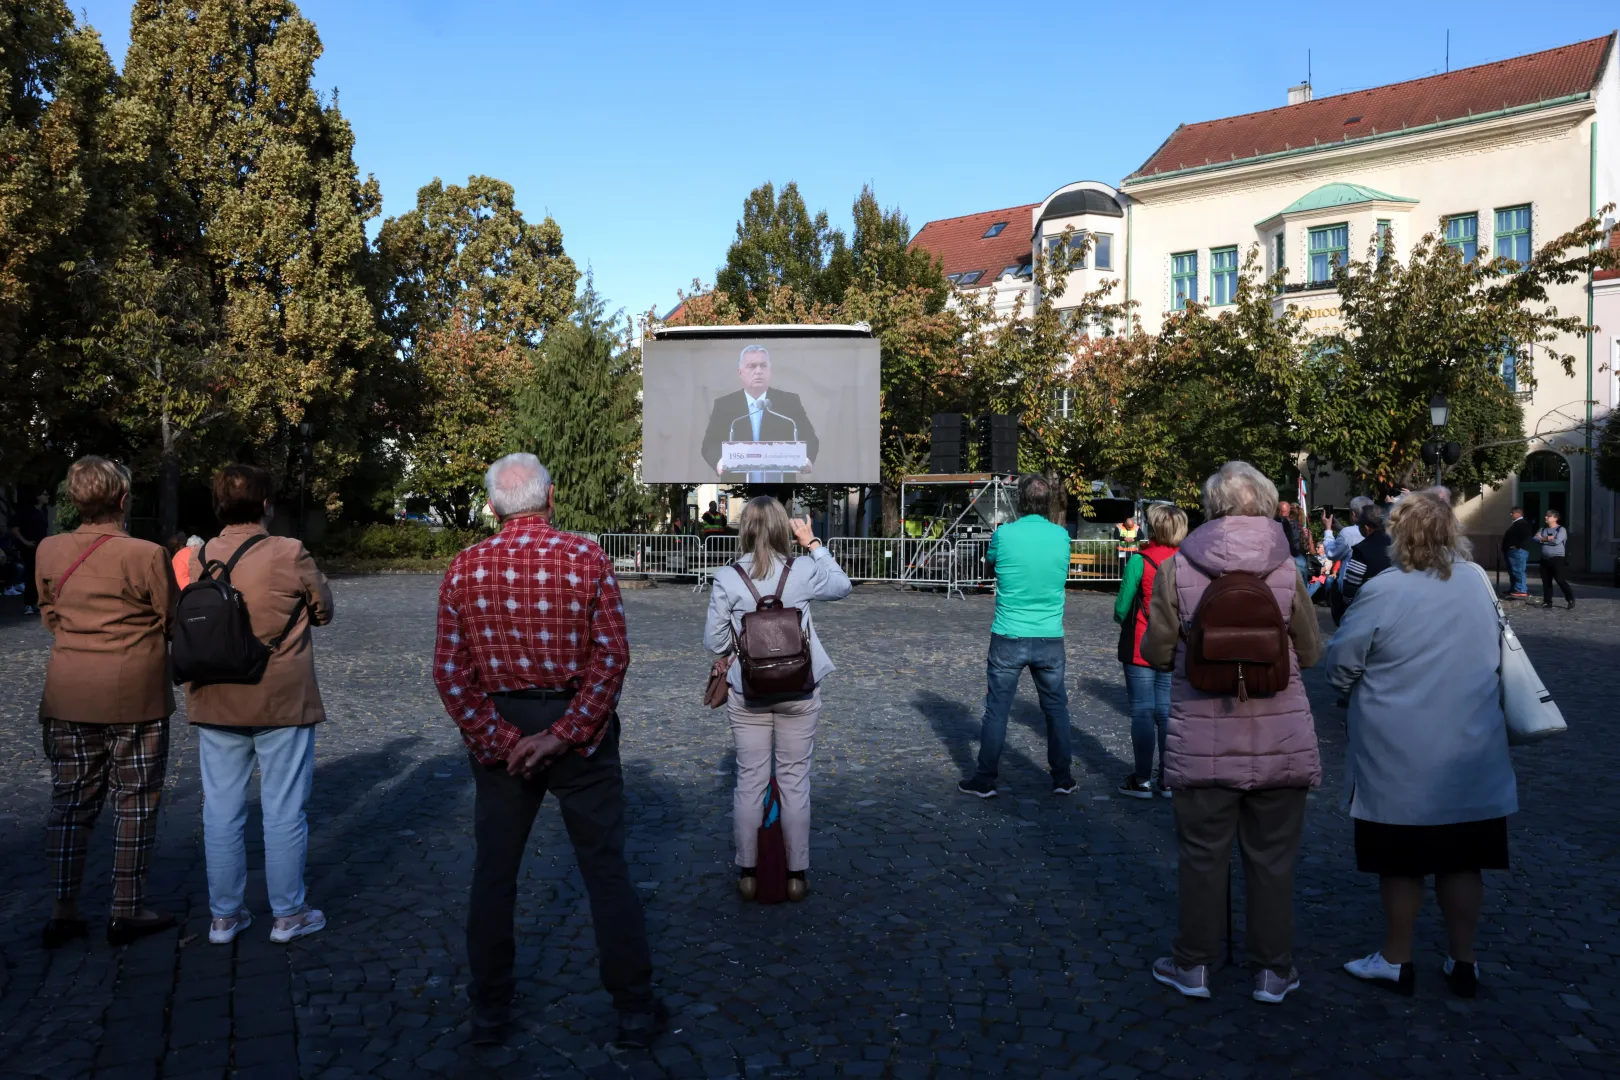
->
xmin=1123 ymin=663 xmax=1171 ymax=779
xmin=974 ymin=634 xmax=1073 ymax=782
xmin=198 ymin=724 xmax=316 ymax=918
xmin=1506 ymin=548 xmax=1528 ymax=594
xmin=1294 ymin=555 xmax=1320 ymax=597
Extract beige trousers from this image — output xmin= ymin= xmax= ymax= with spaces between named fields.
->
xmin=729 ymin=688 xmax=820 ymax=872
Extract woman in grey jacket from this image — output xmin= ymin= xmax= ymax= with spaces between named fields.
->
xmin=1325 ymin=491 xmax=1517 ymax=999
xmin=705 ymin=496 xmax=851 ymax=901
xmin=1535 ymin=509 xmax=1575 ymax=609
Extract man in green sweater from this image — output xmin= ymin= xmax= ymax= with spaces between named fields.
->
xmin=959 ymin=474 xmax=1075 ymax=798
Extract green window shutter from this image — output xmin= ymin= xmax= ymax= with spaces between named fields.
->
xmin=1308 ymin=224 xmax=1348 ymax=284
xmin=1210 ymin=247 xmax=1238 ymax=305
xmin=1171 ymin=252 xmax=1198 ymax=310
xmin=1444 ymin=213 xmax=1478 ymax=261
xmin=1494 ymin=206 xmax=1530 ymax=264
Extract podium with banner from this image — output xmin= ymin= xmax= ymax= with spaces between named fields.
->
xmin=720 ymin=441 xmax=809 ymax=482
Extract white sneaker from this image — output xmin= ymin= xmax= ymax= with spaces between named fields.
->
xmin=208 ymin=908 xmax=252 ymax=944
xmin=1344 ymin=951 xmax=1414 ymax=994
xmin=269 ymin=905 xmax=325 ymax=943
xmin=2 ymin=584 xmax=22 ymax=596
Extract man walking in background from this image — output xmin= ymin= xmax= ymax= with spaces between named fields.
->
xmin=1500 ymin=506 xmax=1533 ymax=600
xmin=959 ymin=474 xmax=1076 ymax=799
xmin=11 ymin=488 xmax=51 ymax=615
xmin=432 ymin=453 xmax=664 ymax=1049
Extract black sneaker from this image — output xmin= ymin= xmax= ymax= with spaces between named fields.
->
xmin=615 ymin=999 xmax=669 ymax=1050
xmin=1443 ymin=958 xmax=1478 ymax=999
xmin=1117 ymin=774 xmax=1154 ymax=800
xmin=1566 ymin=599 xmax=1576 ymax=610
xmin=957 ymin=776 xmax=997 ymax=799
xmin=1052 ymin=776 xmax=1077 ymax=796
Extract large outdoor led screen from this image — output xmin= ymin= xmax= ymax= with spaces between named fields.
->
xmin=641 ymin=329 xmax=881 ymax=484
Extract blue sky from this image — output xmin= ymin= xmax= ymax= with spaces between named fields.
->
xmin=76 ymin=1 xmax=1614 ymax=323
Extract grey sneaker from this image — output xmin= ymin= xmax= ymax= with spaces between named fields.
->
xmin=1253 ymin=967 xmax=1301 ymax=1004
xmin=208 ymin=907 xmax=253 ymax=945
xmin=269 ymin=905 xmax=325 ymax=943
xmin=1151 ymin=956 xmax=1211 ymax=999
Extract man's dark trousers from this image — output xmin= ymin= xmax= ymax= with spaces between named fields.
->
xmin=467 ymin=701 xmax=654 ymax=1013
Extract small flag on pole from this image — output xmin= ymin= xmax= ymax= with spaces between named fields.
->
xmin=1298 ymin=475 xmax=1309 ymax=510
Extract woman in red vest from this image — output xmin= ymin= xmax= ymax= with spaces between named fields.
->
xmin=1113 ymin=503 xmax=1187 ymax=798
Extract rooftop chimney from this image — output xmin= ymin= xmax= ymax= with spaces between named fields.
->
xmin=1288 ymin=83 xmax=1313 ymax=106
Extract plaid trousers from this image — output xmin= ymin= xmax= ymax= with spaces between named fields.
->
xmin=42 ymin=718 xmax=170 ymax=918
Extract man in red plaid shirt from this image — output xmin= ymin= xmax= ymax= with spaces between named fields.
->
xmin=433 ymin=453 xmax=663 ymax=1048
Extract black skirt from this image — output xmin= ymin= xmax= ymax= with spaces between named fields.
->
xmin=1354 ymin=817 xmax=1509 ymax=877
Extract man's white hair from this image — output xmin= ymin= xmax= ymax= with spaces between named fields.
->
xmin=485 ymin=453 xmax=552 ymax=517
xmin=739 ymin=344 xmax=770 ymax=370
xmin=1202 ymin=461 xmax=1279 ymax=519
xmin=185 ymin=535 xmax=204 ymax=549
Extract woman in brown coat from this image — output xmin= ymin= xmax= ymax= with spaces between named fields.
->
xmin=35 ymin=457 xmax=177 ymax=948
xmin=185 ymin=465 xmax=334 ymax=945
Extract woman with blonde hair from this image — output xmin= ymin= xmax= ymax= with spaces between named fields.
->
xmin=1326 ymin=490 xmax=1515 ymax=999
xmin=704 ymin=497 xmax=851 ymax=901
xmin=34 ymin=456 xmax=177 ymax=947
xmin=1113 ymin=502 xmax=1188 ymax=798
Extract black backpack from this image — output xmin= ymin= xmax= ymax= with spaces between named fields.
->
xmin=171 ymin=535 xmax=303 ymax=686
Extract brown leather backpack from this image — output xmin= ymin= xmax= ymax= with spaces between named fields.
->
xmin=733 ymin=558 xmax=814 ymax=697
xmin=1185 ymin=569 xmax=1289 ymax=701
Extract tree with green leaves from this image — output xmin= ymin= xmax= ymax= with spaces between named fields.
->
xmin=72 ymin=257 xmax=226 ymax=537
xmin=510 ymin=282 xmax=647 ymax=532
xmin=117 ymin=0 xmax=384 ymax=516
xmin=1597 ymin=410 xmax=1620 ymax=495
xmin=1302 ymin=214 xmax=1620 ymax=491
xmin=377 ymin=175 xmax=579 ymax=354
xmin=0 ymin=2 xmax=122 ymax=478
xmin=948 ymin=233 xmax=1133 ymax=521
xmin=716 ymin=181 xmax=846 ymax=317
xmin=1111 ymin=247 xmax=1308 ymax=504
xmin=408 ymin=310 xmax=529 ymax=528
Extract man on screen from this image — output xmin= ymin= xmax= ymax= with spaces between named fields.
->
xmin=700 ymin=345 xmax=820 ymax=479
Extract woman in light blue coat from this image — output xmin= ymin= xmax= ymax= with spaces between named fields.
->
xmin=705 ymin=496 xmax=851 ymax=901
xmin=1325 ymin=491 xmax=1517 ymax=1000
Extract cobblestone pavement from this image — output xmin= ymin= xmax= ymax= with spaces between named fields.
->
xmin=0 ymin=573 xmax=1616 ymax=1080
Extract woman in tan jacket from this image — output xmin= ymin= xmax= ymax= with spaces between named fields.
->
xmin=186 ymin=465 xmax=334 ymax=945
xmin=36 ymin=457 xmax=176 ymax=948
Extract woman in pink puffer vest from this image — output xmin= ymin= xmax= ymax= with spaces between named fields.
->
xmin=1140 ymin=461 xmax=1322 ymax=1006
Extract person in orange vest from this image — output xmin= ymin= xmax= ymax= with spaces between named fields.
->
xmin=1115 ymin=515 xmax=1140 ymax=557
xmin=168 ymin=533 xmax=203 ymax=589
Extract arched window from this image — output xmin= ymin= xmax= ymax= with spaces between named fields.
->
xmin=1521 ymin=451 xmax=1569 ymax=483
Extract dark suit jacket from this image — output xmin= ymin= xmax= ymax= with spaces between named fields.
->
xmin=700 ymin=387 xmax=820 ymax=472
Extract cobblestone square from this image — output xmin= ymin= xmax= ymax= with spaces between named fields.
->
xmin=0 ymin=574 xmax=1615 ymax=1079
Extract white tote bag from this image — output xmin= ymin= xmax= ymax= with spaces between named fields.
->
xmin=1469 ymin=563 xmax=1567 ymax=745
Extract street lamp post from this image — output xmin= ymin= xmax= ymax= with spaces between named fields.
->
xmin=1422 ymin=393 xmax=1462 ymax=487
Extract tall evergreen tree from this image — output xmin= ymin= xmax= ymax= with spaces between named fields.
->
xmin=716 ymin=181 xmax=845 ymax=317
xmin=0 ymin=2 xmax=123 ymax=478
xmin=511 ymin=281 xmax=646 ymax=532
xmin=115 ymin=0 xmax=383 ymax=524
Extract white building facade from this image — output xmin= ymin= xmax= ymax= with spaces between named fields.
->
xmin=913 ymin=33 xmax=1619 ymax=569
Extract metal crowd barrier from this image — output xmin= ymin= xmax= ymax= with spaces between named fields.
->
xmin=1069 ymin=539 xmax=1125 ymax=583
xmin=590 ymin=534 xmax=1126 ymax=592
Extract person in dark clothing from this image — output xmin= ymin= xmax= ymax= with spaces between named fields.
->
xmin=10 ymin=488 xmax=51 ymax=614
xmin=1534 ymin=510 xmax=1575 ymax=610
xmin=1499 ymin=507 xmax=1534 ymax=599
xmin=1338 ymin=503 xmax=1392 ymax=606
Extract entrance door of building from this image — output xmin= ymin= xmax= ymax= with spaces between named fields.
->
xmin=1518 ymin=451 xmax=1570 ymax=563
